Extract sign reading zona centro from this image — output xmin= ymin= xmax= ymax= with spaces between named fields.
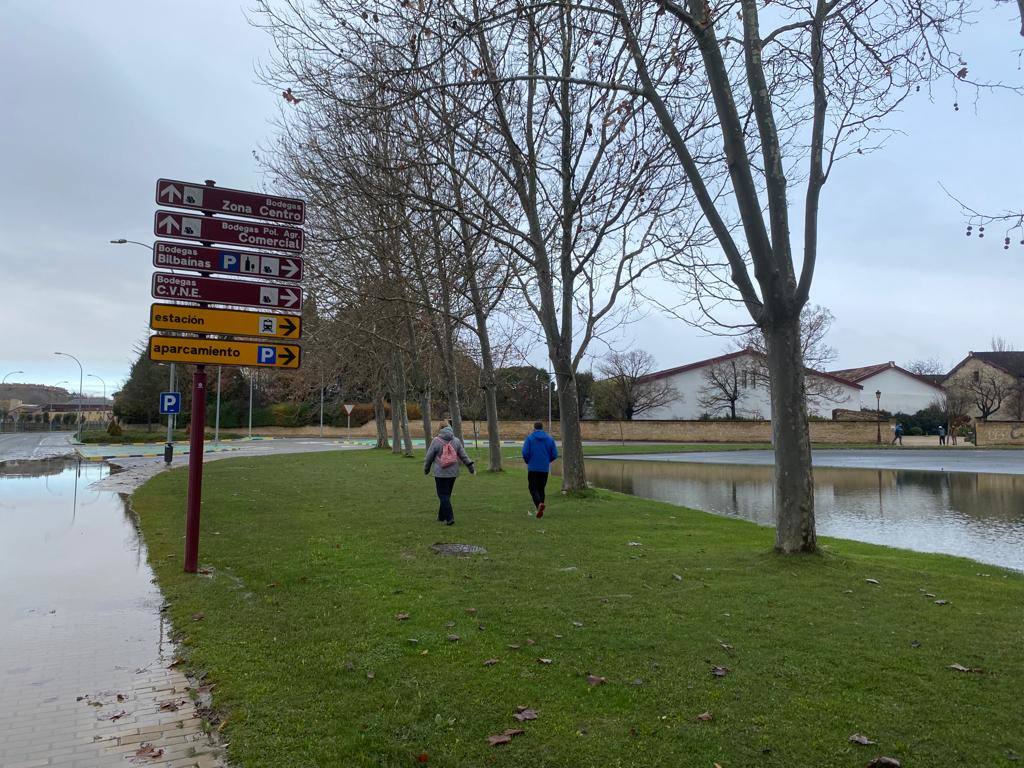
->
xmin=148 ymin=336 xmax=301 ymax=369
xmin=150 ymin=303 xmax=301 ymax=339
xmin=156 ymin=179 xmax=305 ymax=225
xmin=151 ymin=272 xmax=302 ymax=311
xmin=154 ymin=210 xmax=304 ymax=253
xmin=153 ymin=241 xmax=303 ymax=281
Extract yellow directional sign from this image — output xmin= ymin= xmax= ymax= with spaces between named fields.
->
xmin=149 ymin=303 xmax=301 ymax=339
xmin=148 ymin=336 xmax=301 ymax=369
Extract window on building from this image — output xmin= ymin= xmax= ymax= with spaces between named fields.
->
xmin=973 ymin=370 xmax=980 ymax=383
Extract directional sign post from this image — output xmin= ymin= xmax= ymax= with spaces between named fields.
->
xmin=155 ymin=210 xmax=304 ymax=253
xmin=153 ymin=241 xmax=303 ymax=281
xmin=156 ymin=179 xmax=305 ymax=224
xmin=148 ymin=336 xmax=301 ymax=369
xmin=159 ymin=391 xmax=182 ymax=415
xmin=152 ymin=272 xmax=302 ymax=310
xmin=150 ymin=304 xmax=301 ymax=339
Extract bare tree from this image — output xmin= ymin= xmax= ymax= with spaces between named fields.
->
xmin=595 ymin=350 xmax=678 ymax=420
xmin=991 ymin=336 xmax=1016 ymax=352
xmin=698 ymin=358 xmax=751 ymax=419
xmin=907 ymin=358 xmax=947 ymax=377
xmin=963 ymin=371 xmax=1010 ymax=420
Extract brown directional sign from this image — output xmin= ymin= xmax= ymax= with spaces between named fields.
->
xmin=155 ymin=179 xmax=305 ymax=225
xmin=154 ymin=211 xmax=304 ymax=253
xmin=153 ymin=241 xmax=303 ymax=281
xmin=151 ymin=272 xmax=303 ymax=310
xmin=148 ymin=335 xmax=301 ymax=369
xmin=150 ymin=304 xmax=301 ymax=339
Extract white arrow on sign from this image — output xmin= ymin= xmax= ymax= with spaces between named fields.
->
xmin=282 ymin=288 xmax=299 ymax=307
xmin=160 ymin=184 xmax=183 ymax=203
xmin=281 ymin=259 xmax=300 ymax=278
xmin=158 ymin=215 xmax=181 ymax=234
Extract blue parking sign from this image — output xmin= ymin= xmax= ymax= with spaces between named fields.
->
xmin=159 ymin=391 xmax=181 ymax=415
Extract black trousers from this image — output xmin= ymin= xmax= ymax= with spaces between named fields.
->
xmin=528 ymin=471 xmax=549 ymax=507
xmin=435 ymin=476 xmax=456 ymax=521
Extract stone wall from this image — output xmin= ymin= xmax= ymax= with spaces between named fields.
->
xmin=253 ymin=418 xmax=888 ymax=444
xmin=975 ymin=421 xmax=1024 ymax=446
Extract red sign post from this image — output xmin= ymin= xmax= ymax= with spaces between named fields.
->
xmin=154 ymin=210 xmax=304 ymax=253
xmin=156 ymin=178 xmax=305 ymax=224
xmin=153 ymin=241 xmax=303 ymax=281
xmin=151 ymin=272 xmax=303 ymax=310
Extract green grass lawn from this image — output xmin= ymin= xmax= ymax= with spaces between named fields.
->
xmin=132 ymin=450 xmax=1023 ymax=768
xmin=79 ymin=428 xmax=249 ymax=444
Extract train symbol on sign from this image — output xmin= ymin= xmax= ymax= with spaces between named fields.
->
xmin=159 ymin=391 xmax=181 ymax=415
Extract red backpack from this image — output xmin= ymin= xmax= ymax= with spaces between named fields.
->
xmin=438 ymin=440 xmax=458 ymax=468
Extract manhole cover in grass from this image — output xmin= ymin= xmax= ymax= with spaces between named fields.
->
xmin=431 ymin=543 xmax=488 ymax=556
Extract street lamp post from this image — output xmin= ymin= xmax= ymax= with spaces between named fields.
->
xmin=54 ymin=352 xmax=84 ymax=441
xmin=87 ymin=374 xmax=106 ymax=400
xmin=875 ymin=390 xmax=882 ymax=444
xmin=3 ymin=371 xmax=24 ymax=384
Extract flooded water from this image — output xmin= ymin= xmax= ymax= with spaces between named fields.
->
xmin=587 ymin=458 xmax=1024 ymax=572
xmin=0 ymin=459 xmax=168 ymax=704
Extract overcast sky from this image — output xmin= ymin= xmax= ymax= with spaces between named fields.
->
xmin=1 ymin=2 xmax=1021 ymax=397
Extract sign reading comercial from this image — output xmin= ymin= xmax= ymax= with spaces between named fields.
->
xmin=152 ymin=241 xmax=303 ymax=281
xmin=156 ymin=178 xmax=305 ymax=224
xmin=149 ymin=303 xmax=301 ymax=339
xmin=154 ymin=210 xmax=304 ymax=253
xmin=148 ymin=336 xmax=301 ymax=369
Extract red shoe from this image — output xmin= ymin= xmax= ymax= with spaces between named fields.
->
xmin=537 ymin=502 xmax=545 ymax=519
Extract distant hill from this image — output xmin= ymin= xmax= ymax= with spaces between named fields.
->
xmin=0 ymin=383 xmax=73 ymax=404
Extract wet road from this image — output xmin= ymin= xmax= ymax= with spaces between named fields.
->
xmin=0 ymin=431 xmax=75 ymax=463
xmin=0 ymin=459 xmax=225 ymax=766
xmin=601 ymin=448 xmax=1024 ymax=475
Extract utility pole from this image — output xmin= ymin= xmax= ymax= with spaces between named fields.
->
xmin=54 ymin=352 xmax=83 ymax=441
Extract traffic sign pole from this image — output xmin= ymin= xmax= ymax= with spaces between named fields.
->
xmin=183 ymin=179 xmax=216 ymax=575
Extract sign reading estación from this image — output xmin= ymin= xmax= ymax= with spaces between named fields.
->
xmin=149 ymin=303 xmax=301 ymax=339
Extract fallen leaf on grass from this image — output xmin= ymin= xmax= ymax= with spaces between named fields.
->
xmin=586 ymin=674 xmax=606 ymax=686
xmin=487 ymin=728 xmax=525 ymax=746
xmin=526 ymin=638 xmax=536 ymax=645
xmin=865 ymin=578 xmax=880 ymax=585
xmin=395 ymin=612 xmax=410 ymax=621
xmin=695 ymin=711 xmax=713 ymax=722
xmin=483 ymin=659 xmax=500 ymax=666
xmin=672 ymin=573 xmax=683 ymax=581
xmin=934 ymin=600 xmax=949 ymax=606
xmin=447 ymin=635 xmax=460 ymax=642
xmin=417 ymin=753 xmax=429 ymax=763
xmin=445 ymin=621 xmax=456 ymax=628
xmin=572 ymin=621 xmax=584 ymax=628
xmin=948 ymin=663 xmax=983 ymax=673
xmin=159 ymin=700 xmax=186 ymax=712
xmin=537 ymin=658 xmax=553 ymax=665
xmin=514 ymin=707 xmax=538 ymax=721
xmin=718 ymin=641 xmax=734 ymax=654
xmin=866 ymin=758 xmax=901 ymax=768
xmin=366 ymin=671 xmax=375 ymax=680
xmin=191 ymin=612 xmax=205 ymax=622
xmin=507 ymin=644 xmax=521 ymax=650
xmin=628 ymin=541 xmax=642 ymax=546
xmin=910 ymin=641 xmax=922 ymax=649
xmin=711 ymin=666 xmax=730 ymax=677
xmin=465 ymin=607 xmax=477 ymax=615
xmin=197 ymin=568 xmax=213 ymax=575
xmin=849 ymin=733 xmax=877 ymax=745
xmin=131 ymin=743 xmax=164 ymax=761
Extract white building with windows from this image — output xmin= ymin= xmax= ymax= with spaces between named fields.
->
xmin=828 ymin=361 xmax=945 ymax=414
xmin=635 ymin=349 xmax=862 ymax=421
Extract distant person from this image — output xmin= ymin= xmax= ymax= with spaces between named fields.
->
xmin=891 ymin=422 xmax=904 ymax=446
xmin=938 ymin=424 xmax=947 ymax=446
xmin=424 ymin=424 xmax=475 ymax=525
xmin=522 ymin=421 xmax=558 ymax=518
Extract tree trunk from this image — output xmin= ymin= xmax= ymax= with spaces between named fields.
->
xmin=420 ymin=387 xmax=432 ymax=443
xmin=472 ymin=302 xmax=503 ymax=471
xmin=764 ymin=321 xmax=816 ymax=553
xmin=400 ymin=400 xmax=413 ymax=456
xmin=373 ymin=395 xmax=390 ymax=450
xmin=555 ymin=368 xmax=587 ymax=492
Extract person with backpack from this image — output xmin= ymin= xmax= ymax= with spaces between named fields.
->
xmin=424 ymin=424 xmax=475 ymax=525
xmin=522 ymin=421 xmax=558 ymax=518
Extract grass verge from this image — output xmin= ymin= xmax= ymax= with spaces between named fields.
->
xmin=132 ymin=449 xmax=1023 ymax=768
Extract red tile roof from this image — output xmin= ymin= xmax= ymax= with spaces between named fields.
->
xmin=828 ymin=361 xmax=945 ymax=390
xmin=638 ymin=349 xmax=862 ymax=388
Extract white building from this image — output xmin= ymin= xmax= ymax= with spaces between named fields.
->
xmin=635 ymin=350 xmax=862 ymax=421
xmin=828 ymin=361 xmax=945 ymax=415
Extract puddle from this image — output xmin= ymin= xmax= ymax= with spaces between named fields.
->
xmin=585 ymin=459 xmax=1024 ymax=572
xmin=0 ymin=458 xmax=168 ymax=689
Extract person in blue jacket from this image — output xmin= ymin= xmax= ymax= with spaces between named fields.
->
xmin=522 ymin=422 xmax=558 ymax=518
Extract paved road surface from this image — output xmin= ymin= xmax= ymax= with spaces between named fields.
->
xmin=600 ymin=448 xmax=1024 ymax=475
xmin=0 ymin=432 xmax=75 ymax=463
